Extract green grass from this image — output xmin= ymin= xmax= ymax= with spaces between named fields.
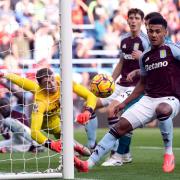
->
xmin=0 ymin=128 xmax=180 ymax=179
xmin=74 ymin=128 xmax=180 ymax=180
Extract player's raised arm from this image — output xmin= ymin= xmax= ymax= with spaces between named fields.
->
xmin=3 ymin=73 xmax=39 ymax=92
xmin=73 ymin=81 xmax=97 ymax=125
xmin=73 ymin=81 xmax=97 ymax=110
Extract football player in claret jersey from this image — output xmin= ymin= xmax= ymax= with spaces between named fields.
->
xmin=74 ymin=17 xmax=180 ymax=173
xmin=76 ymin=8 xmax=150 ymax=166
xmin=126 ymin=12 xmax=179 ymax=171
xmin=0 ymin=68 xmax=97 ymax=156
xmin=106 ymin=12 xmax=175 ymax=167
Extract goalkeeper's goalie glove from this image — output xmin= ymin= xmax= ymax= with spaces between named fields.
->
xmin=44 ymin=139 xmax=62 ymax=153
xmin=76 ymin=107 xmax=93 ymax=125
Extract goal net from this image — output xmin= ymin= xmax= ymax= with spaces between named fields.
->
xmin=0 ymin=0 xmax=74 ymax=179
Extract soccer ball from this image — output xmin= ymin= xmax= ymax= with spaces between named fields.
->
xmin=90 ymin=74 xmax=115 ymax=98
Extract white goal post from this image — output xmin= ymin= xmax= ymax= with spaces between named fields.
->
xmin=60 ymin=0 xmax=74 ymax=179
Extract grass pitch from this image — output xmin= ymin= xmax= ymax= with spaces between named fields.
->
xmin=75 ymin=128 xmax=180 ymax=180
xmin=0 ymin=128 xmax=180 ymax=180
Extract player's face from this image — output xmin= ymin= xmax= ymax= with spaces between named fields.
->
xmin=0 ymin=104 xmax=10 ymax=117
xmin=40 ymin=75 xmax=58 ymax=94
xmin=148 ymin=24 xmax=167 ymax=47
xmin=127 ymin=13 xmax=143 ymax=33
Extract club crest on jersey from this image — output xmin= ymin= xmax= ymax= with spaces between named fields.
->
xmin=160 ymin=50 xmax=166 ymax=58
xmin=33 ymin=103 xmax=39 ymax=112
xmin=133 ymin=43 xmax=139 ymax=50
xmin=122 ymin=44 xmax=126 ymax=49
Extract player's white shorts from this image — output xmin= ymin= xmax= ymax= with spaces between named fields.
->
xmin=122 ymin=96 xmax=180 ymax=129
xmin=100 ymin=84 xmax=135 ymax=106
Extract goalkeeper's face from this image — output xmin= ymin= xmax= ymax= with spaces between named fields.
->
xmin=39 ymin=75 xmax=58 ymax=94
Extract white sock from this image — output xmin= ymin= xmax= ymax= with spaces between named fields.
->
xmin=87 ymin=159 xmax=95 ymax=168
xmin=165 ymin=146 xmax=173 ymax=155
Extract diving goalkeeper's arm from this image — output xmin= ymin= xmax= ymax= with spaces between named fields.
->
xmin=73 ymin=82 xmax=97 ymax=125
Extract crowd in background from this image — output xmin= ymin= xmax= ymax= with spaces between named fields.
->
xmin=73 ymin=0 xmax=180 ymax=60
xmin=0 ymin=0 xmax=179 ymax=67
xmin=0 ymin=0 xmax=179 ymax=117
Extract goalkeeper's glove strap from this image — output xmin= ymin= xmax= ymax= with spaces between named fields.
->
xmin=44 ymin=139 xmax=51 ymax=148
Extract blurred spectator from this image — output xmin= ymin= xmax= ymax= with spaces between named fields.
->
xmin=12 ymin=26 xmax=34 ymax=60
xmin=0 ymin=34 xmax=13 ymax=60
xmin=15 ymin=0 xmax=35 ymax=25
xmin=3 ymin=55 xmax=19 ymax=70
xmin=88 ymin=0 xmax=108 ymax=24
xmin=72 ymin=0 xmax=91 ymax=25
xmin=94 ymin=7 xmax=110 ymax=48
xmin=33 ymin=23 xmax=54 ymax=62
xmin=32 ymin=0 xmax=46 ymax=22
xmin=42 ymin=0 xmax=59 ymax=24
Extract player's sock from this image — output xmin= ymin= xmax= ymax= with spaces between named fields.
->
xmin=108 ymin=117 xmax=119 ymax=128
xmin=159 ymin=117 xmax=173 ymax=155
xmin=85 ymin=112 xmax=97 ymax=149
xmin=88 ymin=131 xmax=118 ymax=167
xmin=107 ymin=117 xmax=119 ymax=152
xmin=116 ymin=132 xmax=132 ymax=154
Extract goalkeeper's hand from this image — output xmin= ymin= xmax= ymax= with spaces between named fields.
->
xmin=76 ymin=110 xmax=91 ymax=125
xmin=44 ymin=139 xmax=62 ymax=153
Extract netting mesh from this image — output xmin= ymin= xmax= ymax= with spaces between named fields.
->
xmin=0 ymin=0 xmax=62 ymax=178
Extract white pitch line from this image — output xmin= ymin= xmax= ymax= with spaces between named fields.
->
xmin=75 ymin=179 xmax=100 ymax=180
xmin=134 ymin=146 xmax=180 ymax=150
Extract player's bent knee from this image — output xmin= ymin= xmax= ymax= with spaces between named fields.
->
xmin=155 ymin=102 xmax=172 ymax=121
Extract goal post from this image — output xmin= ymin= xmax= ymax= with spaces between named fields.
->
xmin=60 ymin=0 xmax=74 ymax=179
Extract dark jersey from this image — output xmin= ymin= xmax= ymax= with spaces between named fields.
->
xmin=140 ymin=43 xmax=180 ymax=98
xmin=118 ymin=32 xmax=149 ymax=87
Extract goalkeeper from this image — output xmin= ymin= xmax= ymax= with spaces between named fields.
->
xmin=0 ymin=68 xmax=97 ymax=154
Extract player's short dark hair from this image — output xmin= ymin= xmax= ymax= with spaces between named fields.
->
xmin=128 ymin=8 xmax=144 ymax=20
xmin=36 ymin=68 xmax=54 ymax=84
xmin=0 ymin=97 xmax=10 ymax=107
xmin=144 ymin=12 xmax=163 ymax=21
xmin=148 ymin=17 xmax=167 ymax=29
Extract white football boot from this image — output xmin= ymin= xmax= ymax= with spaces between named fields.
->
xmin=101 ymin=152 xmax=132 ymax=166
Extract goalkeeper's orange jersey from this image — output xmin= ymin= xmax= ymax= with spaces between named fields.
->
xmin=5 ymin=73 xmax=97 ymax=144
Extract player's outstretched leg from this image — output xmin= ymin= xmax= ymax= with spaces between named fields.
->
xmin=74 ymin=117 xmax=133 ymax=172
xmin=156 ymin=103 xmax=175 ymax=173
xmin=102 ymin=133 xmax=132 ymax=166
xmin=159 ymin=118 xmax=175 ymax=173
